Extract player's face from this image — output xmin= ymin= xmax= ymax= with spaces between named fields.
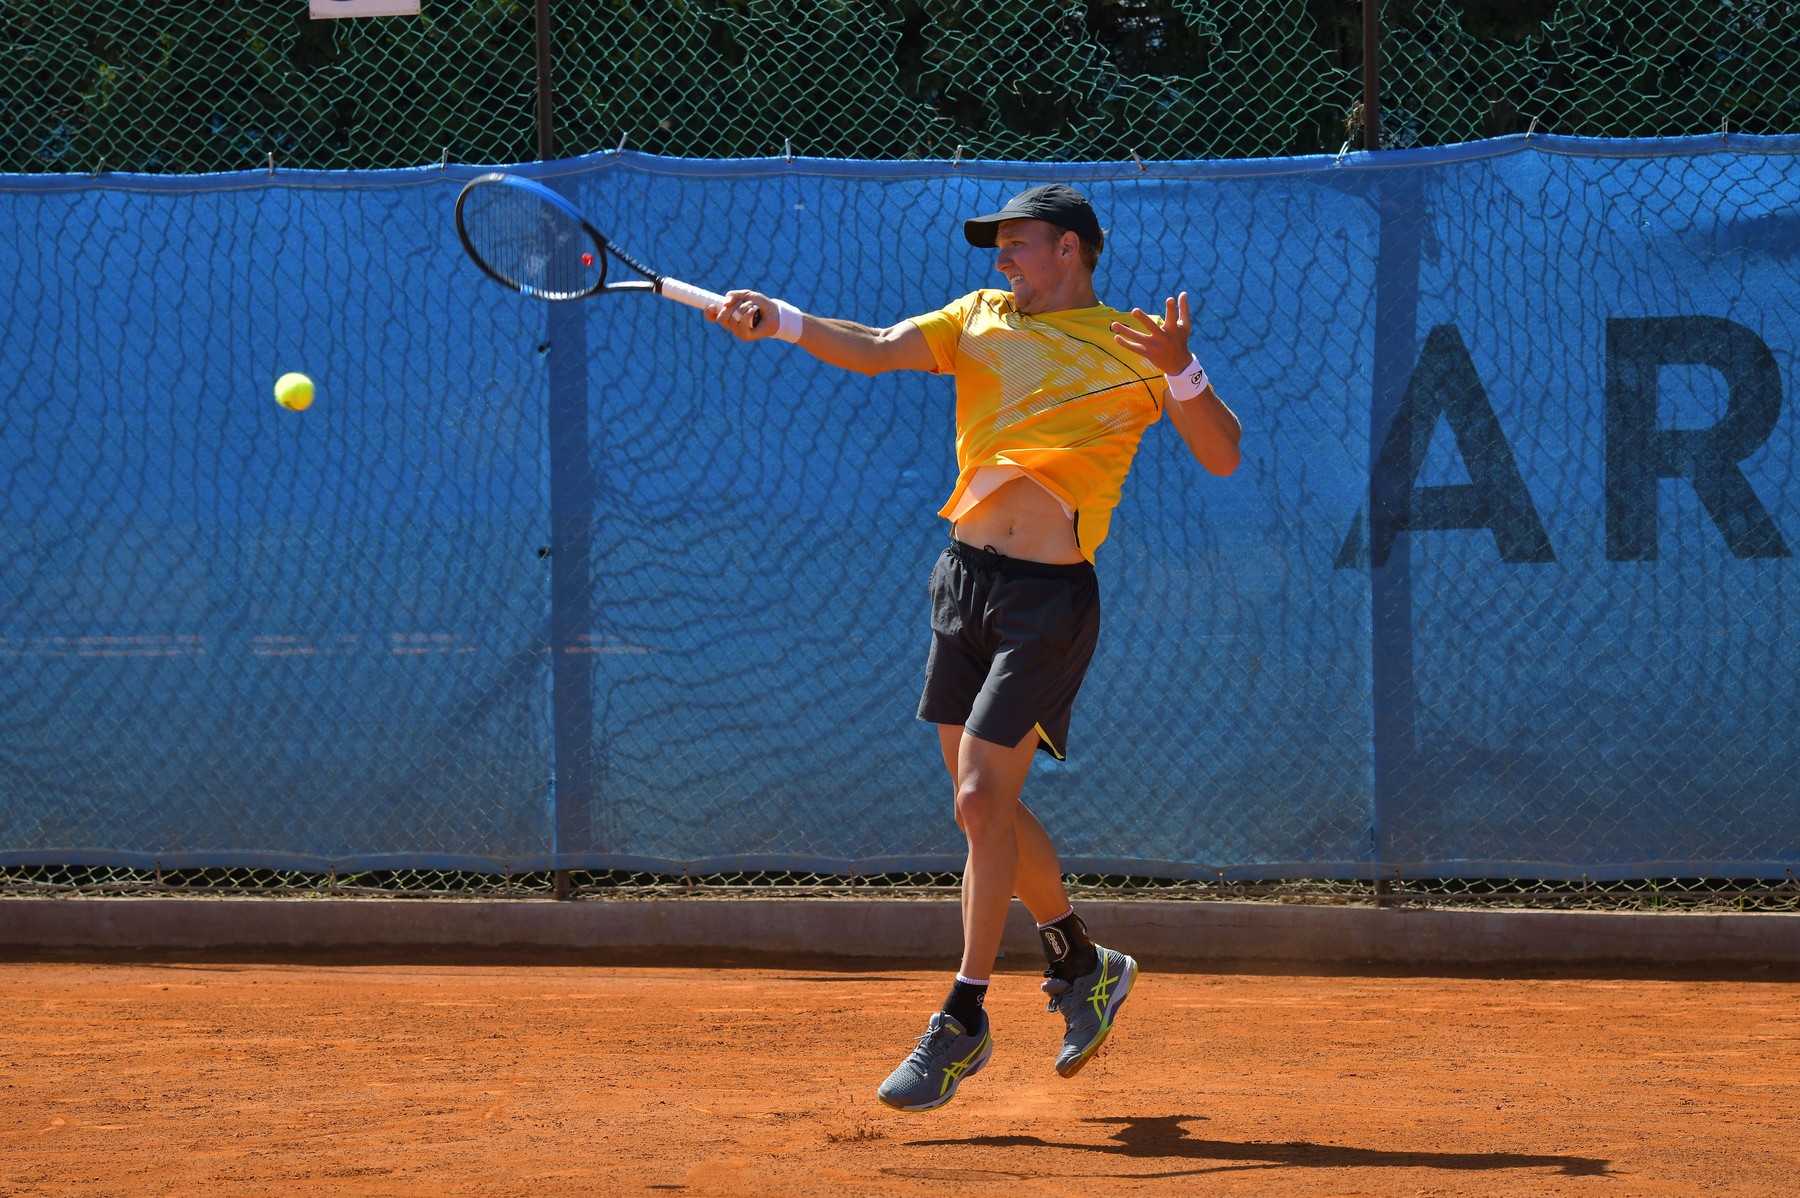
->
xmin=993 ymin=219 xmax=1076 ymax=312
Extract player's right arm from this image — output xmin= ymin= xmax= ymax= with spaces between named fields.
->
xmin=707 ymin=288 xmax=936 ymax=376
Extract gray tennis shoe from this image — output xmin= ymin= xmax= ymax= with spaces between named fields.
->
xmin=1041 ymin=944 xmax=1138 ymax=1077
xmin=876 ymin=1011 xmax=993 ymax=1111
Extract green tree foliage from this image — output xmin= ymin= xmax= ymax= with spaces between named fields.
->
xmin=0 ymin=0 xmax=1792 ymax=173
xmin=0 ymin=0 xmax=540 ymax=172
xmin=1381 ymin=0 xmax=1800 ymax=146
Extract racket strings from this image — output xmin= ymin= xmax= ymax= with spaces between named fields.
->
xmin=460 ymin=185 xmax=603 ymax=299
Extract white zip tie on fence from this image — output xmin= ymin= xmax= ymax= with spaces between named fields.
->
xmin=615 ymin=132 xmax=628 ymax=154
xmin=784 ymin=137 xmax=792 ymax=162
xmin=1526 ymin=116 xmax=1539 ymax=139
xmin=1131 ymin=150 xmax=1146 ymax=172
xmin=951 ymin=144 xmax=963 ymax=168
xmin=1722 ymin=113 xmax=1731 ymax=142
xmin=440 ymin=147 xmax=449 ymax=170
xmin=267 ymin=150 xmax=275 ymax=176
xmin=1335 ymin=139 xmax=1351 ymax=164
xmin=92 ymin=158 xmax=105 ymax=177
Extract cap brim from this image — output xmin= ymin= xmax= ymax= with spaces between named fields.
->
xmin=962 ymin=210 xmax=1016 ymax=247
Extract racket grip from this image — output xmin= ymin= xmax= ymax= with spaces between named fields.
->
xmin=659 ymin=277 xmax=762 ymax=328
xmin=658 ymin=277 xmax=726 ymax=311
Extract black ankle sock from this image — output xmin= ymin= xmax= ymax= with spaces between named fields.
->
xmin=941 ymin=978 xmax=988 ymax=1032
xmin=1039 ymin=910 xmax=1100 ymax=979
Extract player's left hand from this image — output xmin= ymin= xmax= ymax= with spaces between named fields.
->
xmin=1111 ymin=291 xmax=1194 ymax=376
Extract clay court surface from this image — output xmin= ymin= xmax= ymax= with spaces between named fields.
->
xmin=2 ymin=953 xmax=1796 ymax=1196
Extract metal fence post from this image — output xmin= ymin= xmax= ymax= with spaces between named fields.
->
xmin=1362 ymin=0 xmax=1381 ymax=150
xmin=534 ymin=0 xmax=556 ymax=161
xmin=1365 ymin=0 xmax=1423 ymax=899
xmin=537 ymin=2 xmax=589 ymax=901
xmin=547 ymin=297 xmax=594 ymax=899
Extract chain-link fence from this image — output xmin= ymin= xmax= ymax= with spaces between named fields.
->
xmin=4 ymin=142 xmax=1798 ymax=895
xmin=4 ymin=3 xmax=1799 ymax=907
xmin=1 ymin=1 xmax=1796 ymax=175
xmin=7 ymin=863 xmax=1800 ymax=912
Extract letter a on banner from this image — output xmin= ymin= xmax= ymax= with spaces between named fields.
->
xmin=1338 ymin=323 xmax=1555 ymax=568
xmin=311 ymin=0 xmax=420 ymax=16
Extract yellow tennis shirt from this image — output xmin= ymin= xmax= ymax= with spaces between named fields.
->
xmin=910 ymin=288 xmax=1164 ymax=561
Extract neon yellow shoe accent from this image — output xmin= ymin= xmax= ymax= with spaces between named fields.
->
xmin=937 ymin=1026 xmax=993 ymax=1098
xmin=876 ymin=1014 xmax=995 ymax=1111
xmin=1049 ymin=948 xmax=1138 ymax=1078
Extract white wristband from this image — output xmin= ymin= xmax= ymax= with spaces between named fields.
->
xmin=773 ymin=299 xmax=805 ymax=343
xmin=1166 ymin=355 xmax=1210 ymax=402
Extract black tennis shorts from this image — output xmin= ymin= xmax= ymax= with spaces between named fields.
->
xmin=916 ymin=539 xmax=1101 ymax=760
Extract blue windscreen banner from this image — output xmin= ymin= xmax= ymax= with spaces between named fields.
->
xmin=1 ymin=135 xmax=1796 ymax=880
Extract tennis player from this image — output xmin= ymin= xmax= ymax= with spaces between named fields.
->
xmin=707 ymin=183 xmax=1241 ymax=1110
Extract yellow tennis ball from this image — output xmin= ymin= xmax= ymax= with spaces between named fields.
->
xmin=274 ymin=372 xmax=314 ymax=411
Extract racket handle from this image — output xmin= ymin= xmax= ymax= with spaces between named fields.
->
xmin=657 ymin=277 xmax=726 ymax=310
xmin=659 ymin=277 xmax=763 ymax=328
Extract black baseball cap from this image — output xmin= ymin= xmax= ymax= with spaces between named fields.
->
xmin=963 ymin=183 xmax=1104 ymax=250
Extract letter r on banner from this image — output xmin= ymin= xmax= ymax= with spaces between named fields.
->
xmin=1605 ymin=316 xmax=1790 ymax=560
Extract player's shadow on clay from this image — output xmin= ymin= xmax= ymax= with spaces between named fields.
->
xmin=911 ymin=1115 xmax=1610 ymax=1179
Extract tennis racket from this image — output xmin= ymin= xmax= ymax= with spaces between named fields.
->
xmin=453 ymin=172 xmax=758 ymax=324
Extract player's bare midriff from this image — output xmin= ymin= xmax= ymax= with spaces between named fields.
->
xmin=952 ymin=475 xmax=1085 ymax=564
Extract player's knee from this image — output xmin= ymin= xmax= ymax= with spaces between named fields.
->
xmin=953 ymin=780 xmax=1015 ymax=844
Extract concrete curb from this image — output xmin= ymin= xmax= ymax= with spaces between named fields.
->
xmin=4 ymin=897 xmax=1800 ymax=966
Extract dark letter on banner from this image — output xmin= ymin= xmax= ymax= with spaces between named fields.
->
xmin=1605 ymin=316 xmax=1790 ymax=561
xmin=1345 ymin=324 xmax=1554 ymax=568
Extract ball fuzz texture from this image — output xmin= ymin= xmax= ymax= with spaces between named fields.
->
xmin=274 ymin=372 xmax=315 ymax=411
